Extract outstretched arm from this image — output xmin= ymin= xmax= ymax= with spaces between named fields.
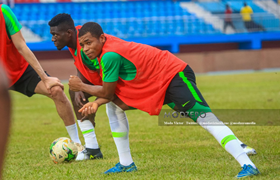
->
xmin=11 ymin=31 xmax=63 ymax=93
xmin=68 ymin=75 xmax=117 ymax=101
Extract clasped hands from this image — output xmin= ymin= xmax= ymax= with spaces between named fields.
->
xmin=69 ymin=75 xmax=99 ymax=118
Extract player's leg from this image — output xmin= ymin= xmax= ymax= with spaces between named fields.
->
xmin=166 ymin=65 xmax=260 ymax=178
xmin=229 ymin=21 xmax=236 ymax=30
xmin=104 ymin=100 xmax=137 ymax=174
xmin=165 ymin=65 xmax=256 ymax=155
xmin=10 ymin=65 xmax=81 ymax=144
xmin=166 ymin=103 xmax=256 ymax=155
xmin=0 ymin=67 xmax=11 ymax=180
xmin=223 ymin=21 xmax=228 ymax=32
xmin=69 ymin=89 xmax=102 ymax=160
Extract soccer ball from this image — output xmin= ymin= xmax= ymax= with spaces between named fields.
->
xmin=49 ymin=137 xmax=78 ymax=164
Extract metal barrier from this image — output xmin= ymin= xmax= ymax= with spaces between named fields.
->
xmin=216 ymin=13 xmax=280 ymax=33
xmin=21 ymin=13 xmax=279 ymax=42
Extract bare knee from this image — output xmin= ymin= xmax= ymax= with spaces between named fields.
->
xmin=50 ymin=86 xmax=66 ymax=102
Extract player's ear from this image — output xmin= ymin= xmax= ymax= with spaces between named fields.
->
xmin=100 ymin=34 xmax=106 ymax=44
xmin=67 ymin=29 xmax=74 ymax=37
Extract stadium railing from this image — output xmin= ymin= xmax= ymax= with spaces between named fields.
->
xmin=215 ymin=13 xmax=280 ymax=32
xmin=24 ymin=12 xmax=280 ymax=53
xmin=15 ymin=1 xmax=279 ymax=53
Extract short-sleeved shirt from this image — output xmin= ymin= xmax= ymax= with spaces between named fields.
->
xmin=225 ymin=8 xmax=232 ymax=22
xmin=74 ymin=48 xmax=100 ymax=71
xmin=100 ymin=52 xmax=137 ymax=82
xmin=1 ymin=4 xmax=22 ymax=38
xmin=240 ymin=6 xmax=253 ymax=21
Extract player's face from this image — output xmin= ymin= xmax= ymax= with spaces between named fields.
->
xmin=78 ymin=32 xmax=105 ymax=60
xmin=50 ymin=26 xmax=69 ymax=50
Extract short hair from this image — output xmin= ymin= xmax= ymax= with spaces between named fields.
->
xmin=78 ymin=22 xmax=104 ymax=39
xmin=48 ymin=13 xmax=75 ymax=31
xmin=244 ymin=2 xmax=247 ymax=6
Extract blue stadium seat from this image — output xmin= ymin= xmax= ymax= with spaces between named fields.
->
xmin=15 ymin=1 xmax=221 ymax=40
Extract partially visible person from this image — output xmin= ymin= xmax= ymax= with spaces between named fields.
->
xmin=240 ymin=2 xmax=265 ymax=32
xmin=0 ymin=64 xmax=11 ymax=180
xmin=0 ymin=4 xmax=83 ymax=150
xmin=224 ymin=4 xmax=236 ymax=32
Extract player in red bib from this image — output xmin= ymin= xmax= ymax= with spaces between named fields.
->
xmin=49 ymin=14 xmax=103 ymax=160
xmin=48 ymin=13 xmax=131 ymax=161
xmin=69 ymin=22 xmax=260 ymax=178
xmin=0 ymin=5 xmax=82 ymax=150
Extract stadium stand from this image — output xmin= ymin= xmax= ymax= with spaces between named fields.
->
xmin=13 ymin=1 xmax=221 ymax=41
xmin=5 ymin=0 xmax=280 ymax=53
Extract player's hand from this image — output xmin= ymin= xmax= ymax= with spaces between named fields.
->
xmin=43 ymin=77 xmax=64 ymax=94
xmin=75 ymin=91 xmax=87 ymax=107
xmin=78 ymin=102 xmax=99 ymax=117
xmin=68 ymin=75 xmax=83 ymax=92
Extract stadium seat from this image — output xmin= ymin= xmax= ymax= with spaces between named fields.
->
xmin=14 ymin=1 xmax=221 ymax=40
xmin=15 ymin=0 xmax=39 ymax=3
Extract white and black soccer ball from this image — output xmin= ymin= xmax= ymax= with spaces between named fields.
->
xmin=49 ymin=137 xmax=78 ymax=164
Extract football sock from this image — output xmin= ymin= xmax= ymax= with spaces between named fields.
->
xmin=77 ymin=120 xmax=99 ymax=149
xmin=236 ymin=138 xmax=244 ymax=145
xmin=197 ymin=112 xmax=256 ymax=168
xmin=65 ymin=123 xmax=81 ymax=144
xmin=106 ymin=102 xmax=133 ymax=166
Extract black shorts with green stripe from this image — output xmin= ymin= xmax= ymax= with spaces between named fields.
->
xmin=164 ymin=65 xmax=209 ymax=111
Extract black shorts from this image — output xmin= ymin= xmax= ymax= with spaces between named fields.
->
xmin=9 ymin=65 xmax=49 ymax=97
xmin=164 ymin=65 xmax=209 ymax=111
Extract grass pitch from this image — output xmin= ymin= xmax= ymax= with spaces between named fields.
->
xmin=3 ymin=71 xmax=280 ymax=180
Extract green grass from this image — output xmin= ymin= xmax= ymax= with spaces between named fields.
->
xmin=3 ymin=71 xmax=280 ymax=180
